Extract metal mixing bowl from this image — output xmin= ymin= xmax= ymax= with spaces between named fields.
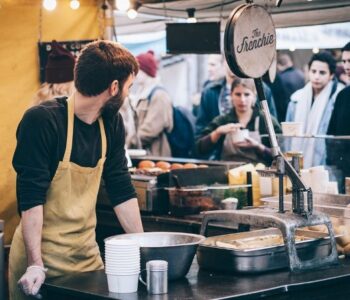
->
xmin=105 ymin=232 xmax=205 ymax=280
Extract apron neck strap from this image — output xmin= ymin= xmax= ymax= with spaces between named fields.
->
xmin=98 ymin=118 xmax=107 ymax=158
xmin=63 ymin=95 xmax=75 ymax=162
xmin=254 ymin=116 xmax=260 ymax=132
xmin=63 ymin=94 xmax=107 ymax=162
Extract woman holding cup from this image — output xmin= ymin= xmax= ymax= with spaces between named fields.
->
xmin=195 ymin=78 xmax=281 ymax=164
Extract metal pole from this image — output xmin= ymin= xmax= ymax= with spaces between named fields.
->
xmin=254 ymin=78 xmax=279 ymax=157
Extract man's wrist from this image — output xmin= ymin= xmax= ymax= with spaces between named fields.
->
xmin=28 ymin=258 xmax=44 ymax=268
xmin=211 ymin=130 xmax=220 ymax=142
xmin=257 ymin=144 xmax=266 ymax=153
xmin=27 ymin=265 xmax=48 ymax=273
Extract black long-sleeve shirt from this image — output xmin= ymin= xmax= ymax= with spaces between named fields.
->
xmin=13 ymin=97 xmax=136 ymax=212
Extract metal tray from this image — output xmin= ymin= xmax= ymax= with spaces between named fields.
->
xmin=197 ymin=228 xmax=333 ymax=273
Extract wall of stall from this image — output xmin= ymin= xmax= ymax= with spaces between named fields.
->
xmin=0 ymin=0 xmax=100 ymax=244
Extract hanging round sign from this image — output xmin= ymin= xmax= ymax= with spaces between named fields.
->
xmin=224 ymin=4 xmax=276 ymax=78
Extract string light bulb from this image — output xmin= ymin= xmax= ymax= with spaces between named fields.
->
xmin=116 ymin=0 xmax=130 ymax=12
xmin=127 ymin=1 xmax=141 ymax=19
xmin=187 ymin=8 xmax=197 ymax=23
xmin=43 ymin=0 xmax=57 ymax=11
xmin=70 ymin=0 xmax=80 ymax=10
xmin=127 ymin=9 xmax=138 ymax=19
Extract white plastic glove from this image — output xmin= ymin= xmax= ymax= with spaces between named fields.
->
xmin=18 ymin=265 xmax=47 ymax=297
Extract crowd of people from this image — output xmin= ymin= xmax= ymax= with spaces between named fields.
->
xmin=27 ymin=40 xmax=350 ymax=167
xmin=122 ymin=43 xmax=350 ymax=168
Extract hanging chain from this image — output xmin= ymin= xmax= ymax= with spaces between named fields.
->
xmin=219 ymin=0 xmax=225 ymax=20
xmin=38 ymin=2 xmax=43 ymax=42
xmin=99 ymin=0 xmax=107 ymax=40
xmin=162 ymin=0 xmax=168 ymax=19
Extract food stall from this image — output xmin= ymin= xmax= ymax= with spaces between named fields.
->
xmin=41 ymin=1 xmax=350 ymax=299
xmin=2 ymin=0 xmax=350 ymax=299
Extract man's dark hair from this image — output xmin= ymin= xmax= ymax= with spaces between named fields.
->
xmin=308 ymin=51 xmax=336 ymax=75
xmin=342 ymin=41 xmax=350 ymax=52
xmin=74 ymin=40 xmax=139 ymax=96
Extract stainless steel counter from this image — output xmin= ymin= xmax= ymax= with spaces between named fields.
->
xmin=43 ymin=257 xmax=350 ymax=300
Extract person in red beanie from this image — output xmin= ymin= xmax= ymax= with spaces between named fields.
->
xmin=130 ymin=50 xmax=173 ymax=156
xmin=32 ymin=40 xmax=75 ymax=105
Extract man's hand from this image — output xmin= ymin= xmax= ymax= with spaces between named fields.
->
xmin=18 ymin=265 xmax=47 ymax=297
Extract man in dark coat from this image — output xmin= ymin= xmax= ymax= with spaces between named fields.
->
xmin=327 ymin=41 xmax=350 ymax=187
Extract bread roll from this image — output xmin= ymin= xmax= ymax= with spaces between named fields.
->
xmin=183 ymin=163 xmax=198 ymax=169
xmin=336 ymin=225 xmax=350 ymax=247
xmin=343 ymin=243 xmax=350 ymax=256
xmin=138 ymin=160 xmax=155 ymax=169
xmin=308 ymin=225 xmax=328 ymax=233
xmin=170 ymin=163 xmax=183 ymax=170
xmin=155 ymin=161 xmax=171 ymax=170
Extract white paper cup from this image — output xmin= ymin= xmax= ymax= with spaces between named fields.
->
xmin=259 ymin=177 xmax=273 ymax=196
xmin=105 ymin=245 xmax=139 ymax=250
xmin=105 ymin=268 xmax=140 ymax=274
xmin=230 ymin=129 xmax=249 ymax=143
xmin=221 ymin=198 xmax=238 ymax=210
xmin=281 ymin=122 xmax=303 ymax=136
xmin=105 ymin=268 xmax=140 ymax=275
xmin=105 ymin=238 xmax=139 ymax=247
xmin=310 ymin=169 xmax=329 ymax=193
xmin=326 ymin=182 xmax=339 ymax=194
xmin=309 ymin=165 xmax=325 ymax=172
xmin=300 ymin=169 xmax=311 ymax=187
xmin=106 ymin=273 xmax=139 ymax=293
xmin=105 ymin=253 xmax=140 ymax=258
xmin=105 ymin=260 xmax=140 ymax=266
xmin=105 ymin=255 xmax=140 ymax=260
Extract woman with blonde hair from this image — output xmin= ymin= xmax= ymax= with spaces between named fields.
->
xmin=32 ymin=40 xmax=75 ymax=105
xmin=196 ymin=78 xmax=281 ymax=163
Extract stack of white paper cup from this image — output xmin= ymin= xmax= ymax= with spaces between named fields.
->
xmin=104 ymin=238 xmax=140 ymax=293
xmin=281 ymin=122 xmax=303 ymax=136
xmin=309 ymin=166 xmax=329 ymax=193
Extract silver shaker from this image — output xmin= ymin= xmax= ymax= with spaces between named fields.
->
xmin=146 ymin=260 xmax=168 ymax=294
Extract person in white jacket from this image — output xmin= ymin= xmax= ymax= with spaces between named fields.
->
xmin=286 ymin=51 xmax=344 ymax=167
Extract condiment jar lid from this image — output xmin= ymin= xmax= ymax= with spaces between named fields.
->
xmin=146 ymin=260 xmax=168 ymax=271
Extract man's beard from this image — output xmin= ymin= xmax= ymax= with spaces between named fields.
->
xmin=102 ymin=88 xmax=124 ymax=114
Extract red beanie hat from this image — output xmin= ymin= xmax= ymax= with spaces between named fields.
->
xmin=45 ymin=40 xmax=75 ymax=83
xmin=136 ymin=50 xmax=158 ymax=78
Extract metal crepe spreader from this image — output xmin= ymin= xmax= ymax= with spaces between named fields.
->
xmin=200 ymin=1 xmax=338 ymax=272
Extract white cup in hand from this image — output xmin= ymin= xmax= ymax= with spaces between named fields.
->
xmin=230 ymin=129 xmax=249 ymax=143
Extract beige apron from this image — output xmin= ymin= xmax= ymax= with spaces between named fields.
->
xmin=9 ymin=95 xmax=106 ymax=300
xmin=222 ymin=117 xmax=261 ymax=162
